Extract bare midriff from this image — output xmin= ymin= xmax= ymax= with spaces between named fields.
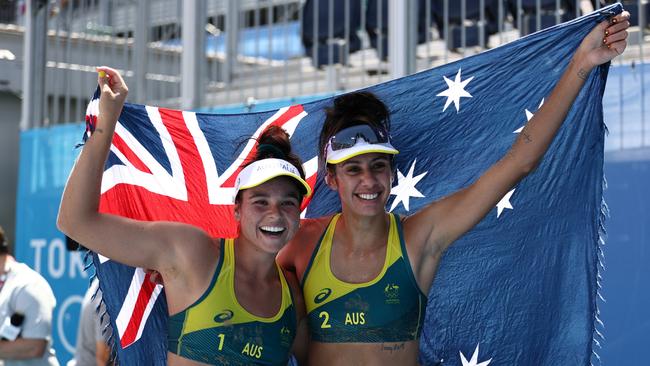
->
xmin=167 ymin=351 xmax=207 ymax=366
xmin=308 ymin=340 xmax=421 ymax=366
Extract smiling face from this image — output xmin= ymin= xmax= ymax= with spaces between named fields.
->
xmin=327 ymin=152 xmax=393 ymax=217
xmin=234 ymin=177 xmax=302 ymax=254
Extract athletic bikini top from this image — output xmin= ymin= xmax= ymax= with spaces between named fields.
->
xmin=168 ymin=239 xmax=296 ymax=365
xmin=301 ymin=213 xmax=427 ymax=343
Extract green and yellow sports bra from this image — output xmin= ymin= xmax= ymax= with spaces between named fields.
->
xmin=302 ymin=213 xmax=427 ymax=343
xmin=168 ymin=239 xmax=296 ymax=365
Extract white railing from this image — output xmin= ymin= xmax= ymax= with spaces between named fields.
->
xmin=3 ymin=0 xmax=647 ymax=149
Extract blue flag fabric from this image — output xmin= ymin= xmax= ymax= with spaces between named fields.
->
xmin=89 ymin=4 xmax=621 ymax=365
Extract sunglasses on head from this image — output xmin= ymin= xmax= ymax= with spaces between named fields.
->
xmin=329 ymin=123 xmax=390 ymax=151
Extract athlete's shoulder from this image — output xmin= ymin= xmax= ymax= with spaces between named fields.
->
xmin=300 ymin=216 xmax=332 ymax=236
xmin=297 ymin=216 xmax=333 ymax=250
xmin=277 ymin=215 xmax=332 ymax=273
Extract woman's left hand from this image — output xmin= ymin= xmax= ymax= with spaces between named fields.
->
xmin=577 ymin=10 xmax=630 ymax=70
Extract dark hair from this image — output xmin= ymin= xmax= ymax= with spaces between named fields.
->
xmin=236 ymin=126 xmax=306 ymax=202
xmin=318 ymin=91 xmax=391 ymax=170
xmin=0 ymin=225 xmax=8 ymax=255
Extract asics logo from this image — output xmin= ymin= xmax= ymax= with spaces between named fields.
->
xmin=314 ymin=288 xmax=332 ymax=304
xmin=214 ymin=309 xmax=234 ymax=323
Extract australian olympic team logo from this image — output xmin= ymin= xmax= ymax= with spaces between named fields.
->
xmin=384 ymin=283 xmax=400 ymax=305
xmin=279 ymin=326 xmax=292 ymax=347
xmin=314 ymin=288 xmax=332 ymax=304
xmin=214 ymin=309 xmax=235 ymax=323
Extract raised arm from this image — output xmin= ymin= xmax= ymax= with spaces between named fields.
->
xmin=57 ymin=67 xmax=204 ymax=271
xmin=404 ymin=12 xmax=630 ymax=285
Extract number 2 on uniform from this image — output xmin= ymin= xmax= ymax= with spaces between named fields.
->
xmin=217 ymin=334 xmax=225 ymax=350
xmin=319 ymin=311 xmax=331 ymax=328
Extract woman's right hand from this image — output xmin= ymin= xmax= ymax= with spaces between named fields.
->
xmin=574 ymin=11 xmax=630 ymax=72
xmin=96 ymin=66 xmax=128 ymax=128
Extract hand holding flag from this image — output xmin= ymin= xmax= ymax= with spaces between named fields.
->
xmin=576 ymin=11 xmax=630 ymax=68
xmin=96 ymin=66 xmax=128 ymax=130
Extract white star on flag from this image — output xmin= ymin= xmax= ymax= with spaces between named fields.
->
xmin=436 ymin=68 xmax=474 ymax=113
xmin=460 ymin=343 xmax=492 ymax=366
xmin=389 ymin=159 xmax=427 ymax=212
xmin=514 ymin=98 xmax=545 ymax=133
xmin=496 ymin=188 xmax=515 ymax=218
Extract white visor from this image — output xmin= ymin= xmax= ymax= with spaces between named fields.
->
xmin=234 ymin=158 xmax=312 ymax=201
xmin=325 ymin=137 xmax=399 ymax=164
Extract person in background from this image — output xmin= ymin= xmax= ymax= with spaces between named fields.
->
xmin=0 ymin=225 xmax=58 ymax=366
xmin=68 ymin=278 xmax=111 ymax=366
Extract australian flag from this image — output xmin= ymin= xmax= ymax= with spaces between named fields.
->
xmin=87 ymin=4 xmax=621 ymax=365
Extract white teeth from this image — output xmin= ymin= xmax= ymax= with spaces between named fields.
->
xmin=358 ymin=193 xmax=379 ymax=200
xmin=260 ymin=226 xmax=285 ymax=233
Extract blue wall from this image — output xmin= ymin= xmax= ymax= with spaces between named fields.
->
xmin=599 ymin=150 xmax=650 ymax=365
xmin=15 ymin=124 xmax=91 ymax=364
xmin=597 ymin=61 xmax=650 ymax=364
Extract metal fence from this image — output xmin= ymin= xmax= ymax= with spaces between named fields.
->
xmin=2 ymin=0 xmax=647 ymax=146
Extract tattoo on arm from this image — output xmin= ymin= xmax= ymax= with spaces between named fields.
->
xmin=380 ymin=342 xmax=405 ymax=354
xmin=522 ymin=132 xmax=533 ymax=143
xmin=577 ymin=68 xmax=589 ymax=81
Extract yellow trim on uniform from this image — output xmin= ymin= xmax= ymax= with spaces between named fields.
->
xmin=180 ymin=239 xmax=292 ymax=334
xmin=224 ymin=239 xmax=290 ymax=323
xmin=303 ymin=214 xmax=402 ymax=312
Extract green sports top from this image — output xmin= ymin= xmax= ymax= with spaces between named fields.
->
xmin=168 ymin=239 xmax=296 ymax=365
xmin=302 ymin=213 xmax=427 ymax=343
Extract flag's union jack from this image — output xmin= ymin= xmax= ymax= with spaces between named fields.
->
xmin=87 ymin=94 xmax=319 ymax=351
